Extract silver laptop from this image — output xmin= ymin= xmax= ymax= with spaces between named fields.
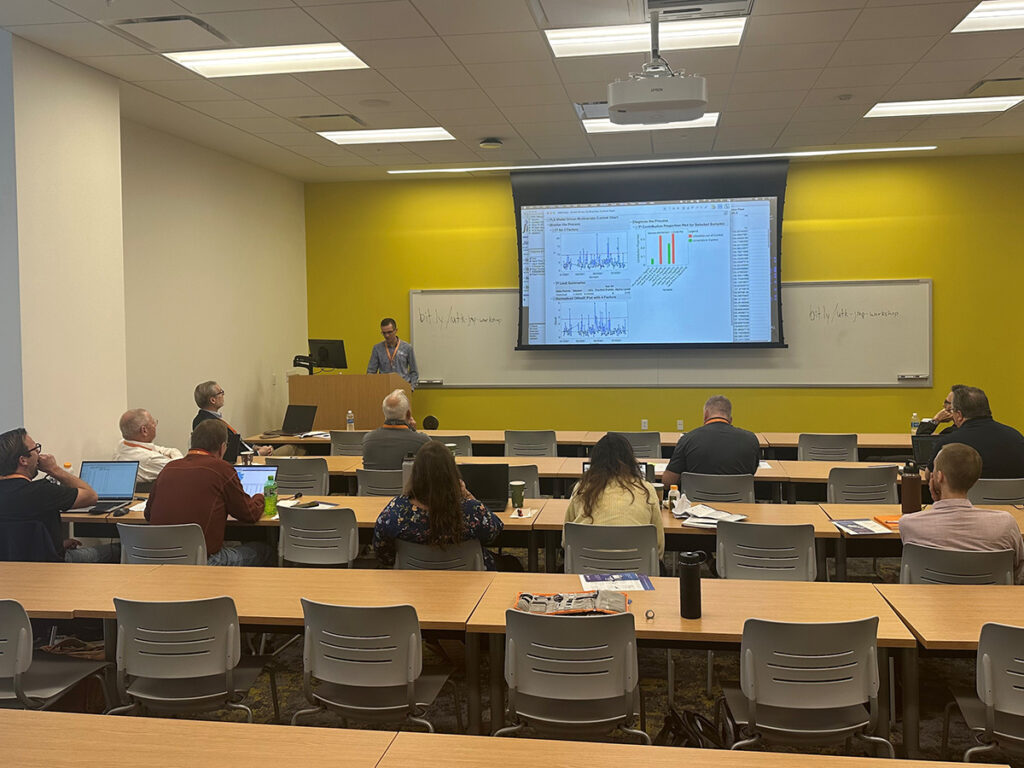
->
xmin=77 ymin=460 xmax=139 ymax=513
xmin=235 ymin=465 xmax=278 ymax=497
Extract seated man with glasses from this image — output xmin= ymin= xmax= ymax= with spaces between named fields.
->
xmin=113 ymin=408 xmax=182 ymax=484
xmin=0 ymin=428 xmax=119 ymax=562
xmin=192 ymin=380 xmax=274 ymax=464
xmin=916 ymin=384 xmax=966 ymax=436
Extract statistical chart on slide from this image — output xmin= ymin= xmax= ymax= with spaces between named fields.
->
xmin=519 ymin=197 xmax=777 ymax=346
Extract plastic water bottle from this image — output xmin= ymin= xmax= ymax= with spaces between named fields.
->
xmin=667 ymin=484 xmax=680 ymax=510
xmin=346 ymin=410 xmax=355 ymax=431
xmin=263 ymin=474 xmax=278 ymax=518
xmin=910 ymin=412 xmax=920 ymax=435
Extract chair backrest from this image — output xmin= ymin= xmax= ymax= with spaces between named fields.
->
xmin=967 ymin=477 xmax=1024 ymax=505
xmin=977 ymin=622 xmax=1024 ymax=719
xmin=357 ymin=468 xmax=404 ymax=497
xmin=117 ymin=523 xmax=207 ymax=565
xmin=329 ymin=430 xmax=367 ymax=456
xmin=114 ymin=596 xmax=240 ymax=681
xmin=458 ymin=463 xmax=509 ymax=513
xmin=798 ymin=433 xmax=858 ymax=462
xmin=740 ymin=617 xmax=879 ymax=711
xmin=717 ymin=520 xmax=816 ymax=581
xmin=900 ymin=544 xmax=1014 ymax=585
xmin=278 ymin=507 xmax=358 ymax=565
xmin=0 ymin=600 xmax=33 ymax=680
xmin=301 ymin=599 xmax=421 ymax=688
xmin=827 ymin=465 xmax=898 ymax=504
xmin=680 ymin=472 xmax=755 ymax=504
xmin=505 ymin=610 xmax=638 ymax=706
xmin=563 ymin=523 xmax=658 ymax=575
xmin=394 ymin=539 xmax=484 ymax=571
xmin=504 ymin=430 xmax=557 ymax=457
xmin=265 ymin=457 xmax=329 ymax=496
xmin=0 ymin=520 xmax=62 ymax=562
xmin=429 ymin=434 xmax=473 ymax=456
xmin=608 ymin=431 xmax=662 ymax=459
xmin=509 ymin=464 xmax=540 ymax=498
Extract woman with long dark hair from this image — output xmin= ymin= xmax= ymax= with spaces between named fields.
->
xmin=373 ymin=441 xmax=504 ymax=569
xmin=563 ymin=433 xmax=664 ymax=557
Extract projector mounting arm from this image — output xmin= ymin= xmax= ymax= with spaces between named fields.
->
xmin=640 ymin=10 xmax=677 ymax=78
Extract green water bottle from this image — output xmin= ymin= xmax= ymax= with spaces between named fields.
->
xmin=263 ymin=473 xmax=278 ymax=518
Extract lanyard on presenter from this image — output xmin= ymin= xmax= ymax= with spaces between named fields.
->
xmin=385 ymin=339 xmax=400 ymax=366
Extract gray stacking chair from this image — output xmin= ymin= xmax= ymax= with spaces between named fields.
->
xmin=109 ymin=596 xmax=279 ymax=722
xmin=504 ymin=430 xmax=557 ymax=457
xmin=900 ymin=544 xmax=1014 ymax=585
xmin=394 ymin=539 xmax=484 ymax=571
xmin=827 ymin=465 xmax=898 ymax=503
xmin=563 ymin=523 xmax=658 ymax=575
xmin=429 ymin=434 xmax=473 ymax=456
xmin=0 ymin=599 xmax=110 ymax=710
xmin=680 ymin=473 xmax=755 ymax=504
xmin=117 ymin=522 xmax=207 ymax=565
xmin=716 ymin=521 xmax=816 ymax=581
xmin=798 ymin=433 xmax=858 ymax=462
xmin=496 ymin=610 xmax=649 ymax=743
xmin=329 ymin=430 xmax=366 ymax=456
xmin=967 ymin=477 xmax=1024 ymax=505
xmin=722 ymin=617 xmax=893 ymax=757
xmin=266 ymin=457 xmax=329 ymax=496
xmin=278 ymin=506 xmax=358 ymax=567
xmin=509 ymin=464 xmax=541 ymax=499
xmin=357 ymin=468 xmax=404 ymax=496
xmin=941 ymin=622 xmax=1024 ymax=761
xmin=609 ymin=431 xmax=662 ymax=459
xmin=292 ymin=600 xmax=460 ymax=732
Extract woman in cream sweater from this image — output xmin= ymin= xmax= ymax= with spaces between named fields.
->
xmin=563 ymin=432 xmax=665 ymax=559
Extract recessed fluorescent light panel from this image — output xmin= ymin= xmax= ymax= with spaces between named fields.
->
xmin=546 ymin=18 xmax=745 ymax=57
xmin=318 ymin=127 xmax=455 ymax=145
xmin=954 ymin=0 xmax=1024 ymax=32
xmin=165 ymin=43 xmax=367 ymax=78
xmin=865 ymin=96 xmax=1024 ymax=117
xmin=583 ymin=114 xmax=719 ymax=133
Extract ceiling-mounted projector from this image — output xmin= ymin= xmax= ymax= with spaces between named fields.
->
xmin=607 ymin=11 xmax=708 ymax=125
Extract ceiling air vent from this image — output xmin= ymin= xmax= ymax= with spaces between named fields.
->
xmin=294 ymin=114 xmax=365 ymax=132
xmin=644 ymin=0 xmax=753 ymax=20
xmin=105 ymin=16 xmax=230 ymax=52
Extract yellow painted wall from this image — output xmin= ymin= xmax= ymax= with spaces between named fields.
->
xmin=305 ymin=153 xmax=1024 ymax=433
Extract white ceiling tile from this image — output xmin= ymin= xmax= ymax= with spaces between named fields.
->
xmin=468 ymin=59 xmax=562 ymax=87
xmin=846 ymin=3 xmax=979 ymax=40
xmin=355 ymin=109 xmax=436 ymax=128
xmin=922 ymin=31 xmax=1024 ymax=62
xmin=918 ymin=112 xmax=1008 ymax=129
xmin=737 ymin=42 xmax=838 ymax=72
xmin=564 ymin=81 xmax=611 ymax=103
xmin=198 ymin=8 xmax=334 ymax=46
xmin=221 ymin=115 xmax=304 ymax=133
xmin=515 ymin=121 xmax=585 ymax=139
xmin=650 ymin=130 xmax=717 ymax=153
xmin=743 ymin=9 xmax=860 ymax=46
xmin=487 ymin=83 xmax=570 ymax=107
xmin=525 ymin=134 xmax=593 ymax=153
xmin=183 ymin=98 xmax=274 ymax=117
xmin=410 ymin=141 xmax=484 ymax=161
xmin=79 ymin=53 xmax=196 ymax=81
xmin=898 ymin=58 xmax=1008 ymax=85
xmin=49 ymin=0 xmax=185 ymax=21
xmin=344 ymin=36 xmax=459 ymax=69
xmin=499 ymin=102 xmax=577 ymax=123
xmin=883 ymin=80 xmax=977 ymax=100
xmin=775 ymin=124 xmax=850 ymax=144
xmin=254 ymin=96 xmax=344 ymax=116
xmin=829 ymin=37 xmax=940 ymax=67
xmin=410 ymin=88 xmax=494 ymax=109
xmin=533 ymin=144 xmax=595 ymax=159
xmin=726 ymin=90 xmax=808 ymax=111
xmin=381 ymin=64 xmax=478 ymax=91
xmin=10 ymin=22 xmax=147 ymax=57
xmin=218 ymin=74 xmax=320 ymax=99
xmin=259 ymin=131 xmax=339 ymax=148
xmin=295 ymin=69 xmax=397 ymax=95
xmin=718 ymin=107 xmax=797 ymax=126
xmin=845 ymin=115 xmax=926 ymax=132
xmin=0 ymin=0 xmax=81 ymax=25
xmin=730 ymin=68 xmax=821 ymax=94
xmin=716 ymin=124 xmax=785 ymax=141
xmin=535 ymin=0 xmax=633 ymax=29
xmin=141 ymin=78 xmax=236 ymax=100
xmin=177 ymin=1 xmax=297 ymax=11
xmin=713 ymin=134 xmax=780 ymax=151
xmin=335 ymin=91 xmax=422 ymax=112
xmin=426 ymin=105 xmax=507 ymax=125
xmin=305 ymin=1 xmax=433 ymax=41
xmin=961 ymin=110 xmax=1024 ymax=136
xmin=587 ymin=133 xmax=654 ymax=157
xmin=984 ymin=57 xmax=1024 ymax=79
xmin=753 ymin=0 xmax=866 ymax=12
xmin=472 ymin=145 xmax=539 ymax=162
xmin=445 ymin=122 xmax=515 ymax=143
xmin=555 ymin=53 xmax=645 ymax=84
xmin=444 ymin=31 xmax=551 ymax=64
xmin=314 ymin=155 xmax=378 ymax=167
xmin=815 ymin=63 xmax=912 ymax=89
xmin=790 ymin=103 xmax=871 ymax=122
xmin=664 ymin=47 xmax=740 ymax=76
xmin=801 ymin=85 xmax=889 ymax=106
xmin=838 ymin=128 xmax=913 ymax=142
xmin=344 ymin=143 xmax=430 ymax=160
xmin=412 ymin=0 xmax=537 ymax=35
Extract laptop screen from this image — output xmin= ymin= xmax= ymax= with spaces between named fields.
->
xmin=235 ymin=466 xmax=278 ymax=497
xmin=281 ymin=404 xmax=317 ymax=433
xmin=458 ymin=463 xmax=509 ymax=514
xmin=911 ymin=435 xmax=940 ymax=465
xmin=79 ymin=461 xmax=139 ymax=500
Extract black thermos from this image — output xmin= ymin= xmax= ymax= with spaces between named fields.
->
xmin=679 ymin=551 xmax=705 ymax=619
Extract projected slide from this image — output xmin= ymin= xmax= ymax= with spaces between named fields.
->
xmin=519 ymin=197 xmax=778 ymax=347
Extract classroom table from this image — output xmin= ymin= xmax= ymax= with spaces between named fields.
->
xmin=0 ymin=562 xmax=161 ymax=619
xmin=581 ymin=431 xmax=771 ymax=450
xmin=1 ymin=709 xmax=397 ymax=768
xmin=761 ymin=433 xmax=913 ymax=461
xmin=247 ymin=429 xmax=593 ymax=452
xmin=467 ymin=574 xmax=914 ymax=737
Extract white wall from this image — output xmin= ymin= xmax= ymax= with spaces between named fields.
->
xmin=0 ymin=32 xmax=22 ymax=431
xmin=12 ymin=38 xmax=126 ymax=466
xmin=120 ymin=121 xmax=307 ymax=454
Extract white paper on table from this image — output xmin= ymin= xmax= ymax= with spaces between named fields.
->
xmin=759 ymin=460 xmax=772 ymax=469
xmin=299 ymin=431 xmax=330 ymax=438
xmin=507 ymin=507 xmax=538 ymax=519
xmin=128 ymin=501 xmax=147 ymax=512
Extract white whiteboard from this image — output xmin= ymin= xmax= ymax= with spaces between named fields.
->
xmin=410 ymin=280 xmax=931 ymax=388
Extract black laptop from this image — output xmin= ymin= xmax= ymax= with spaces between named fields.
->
xmin=459 ymin=463 xmax=510 ymax=514
xmin=262 ymin=404 xmax=318 ymax=437
xmin=911 ymin=435 xmax=940 ymax=466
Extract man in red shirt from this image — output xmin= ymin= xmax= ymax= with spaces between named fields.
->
xmin=146 ymin=419 xmax=272 ymax=566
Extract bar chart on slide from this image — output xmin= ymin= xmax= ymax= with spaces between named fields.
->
xmin=643 ymin=231 xmax=692 ymax=266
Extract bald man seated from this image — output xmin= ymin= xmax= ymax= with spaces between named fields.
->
xmin=112 ymin=409 xmax=183 ymax=484
xmin=361 ymin=389 xmax=430 ymax=470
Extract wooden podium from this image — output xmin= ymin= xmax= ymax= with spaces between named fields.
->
xmin=288 ymin=373 xmax=410 ymax=430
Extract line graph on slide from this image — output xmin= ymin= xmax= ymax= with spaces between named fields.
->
xmin=556 ymin=231 xmax=628 ymax=272
xmin=554 ymin=302 xmax=628 ymax=342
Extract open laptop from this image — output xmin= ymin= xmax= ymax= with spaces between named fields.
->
xmin=235 ymin=465 xmax=278 ymax=497
xmin=582 ymin=461 xmax=655 ymax=483
xmin=76 ymin=460 xmax=139 ymax=513
xmin=262 ymin=404 xmax=318 ymax=437
xmin=458 ymin=463 xmax=510 ymax=514
xmin=911 ymin=435 xmax=940 ymax=466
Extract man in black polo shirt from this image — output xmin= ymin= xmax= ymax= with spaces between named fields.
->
xmin=0 ymin=427 xmax=118 ymax=562
xmin=662 ymin=395 xmax=760 ymax=488
xmin=930 ymin=387 xmax=1024 ymax=478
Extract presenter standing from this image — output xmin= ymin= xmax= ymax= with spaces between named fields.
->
xmin=367 ymin=317 xmax=419 ymax=390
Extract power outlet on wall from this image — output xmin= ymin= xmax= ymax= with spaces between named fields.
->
xmin=641 ymin=418 xmax=648 ymax=430
xmin=676 ymin=419 xmax=684 ymax=431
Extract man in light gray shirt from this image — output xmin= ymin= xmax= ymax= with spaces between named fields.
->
xmin=901 ymin=442 xmax=1024 ymax=583
xmin=366 ymin=317 xmax=418 ymax=390
xmin=361 ymin=389 xmax=430 ymax=470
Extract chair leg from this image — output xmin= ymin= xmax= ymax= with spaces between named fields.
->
xmin=855 ymin=731 xmax=895 ymax=758
xmin=964 ymin=741 xmax=999 ymax=762
xmin=940 ymin=700 xmax=958 ymax=759
xmin=730 ymin=734 xmax=761 ymax=751
xmin=666 ymin=650 xmax=675 ymax=707
xmin=105 ymin=702 xmax=139 ymax=716
xmin=494 ymin=723 xmax=525 ymax=738
xmin=639 ymin=686 xmax=647 ymax=733
xmin=290 ymin=705 xmax=324 ymax=725
xmin=444 ymin=678 xmax=464 ymax=733
xmin=706 ymin=650 xmax=714 ymax=695
xmin=408 ymin=715 xmax=434 ymax=733
xmin=89 ymin=671 xmax=112 ymax=712
xmin=226 ymin=701 xmax=253 ymax=723
xmin=622 ymin=725 xmax=652 ymax=745
xmin=267 ymin=668 xmax=281 ymax=724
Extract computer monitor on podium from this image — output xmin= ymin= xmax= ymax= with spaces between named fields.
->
xmin=309 ymin=339 xmax=347 ymax=369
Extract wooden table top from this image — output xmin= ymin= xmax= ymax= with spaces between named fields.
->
xmin=581 ymin=431 xmax=770 ymax=449
xmin=777 ymin=460 xmax=905 ymax=483
xmin=255 ymin=455 xmax=575 ymax=478
xmin=822 ymin=504 xmax=1023 ymax=538
xmin=380 ymin=731 xmax=981 ymax=768
xmin=762 ymin=432 xmax=913 ymax=450
xmin=1 ymin=709 xmax=396 ymax=768
xmin=247 ymin=429 xmax=593 ymax=445
xmin=0 ymin=563 xmax=161 ymax=618
xmin=467 ymin=574 xmax=915 ymax=647
xmin=877 ymin=584 xmax=1024 ymax=650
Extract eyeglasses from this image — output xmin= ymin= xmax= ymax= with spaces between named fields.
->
xmin=381 ymin=328 xmax=396 ymax=337
xmin=214 ymin=390 xmax=225 ymax=397
xmin=23 ymin=443 xmax=41 ymax=456
xmin=943 ymin=400 xmax=952 ymax=409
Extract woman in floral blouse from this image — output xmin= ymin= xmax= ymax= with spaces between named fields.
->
xmin=373 ymin=441 xmax=504 ymax=569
